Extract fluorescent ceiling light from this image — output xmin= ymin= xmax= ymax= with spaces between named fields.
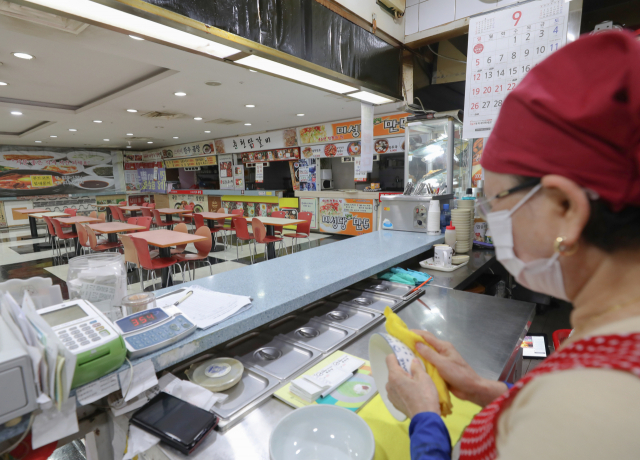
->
xmin=0 ymin=82 xmax=7 ymax=86
xmin=245 ymin=104 xmax=255 ymax=108
xmin=23 ymin=0 xmax=240 ymax=59
xmin=69 ymin=128 xmax=77 ymax=132
xmin=193 ymin=117 xmax=202 ymax=121
xmin=12 ymin=52 xmax=33 ymax=60
xmin=297 ymin=113 xmax=305 ymax=116
xmin=147 ymin=141 xmax=153 ymax=144
xmin=174 ymin=92 xmax=187 ymax=97
xmin=127 ymin=109 xmax=137 ymax=113
xmin=204 ymin=130 xmax=211 ymax=133
xmin=35 ymin=141 xmax=42 ymax=143
xmin=126 ymin=133 xmax=133 ymax=136
xmin=173 ymin=136 xmax=179 ymax=139
xmin=50 ymin=135 xmax=57 ymax=138
xmin=11 ymin=111 xmax=22 ymax=115
xmin=93 ymin=120 xmax=102 ymax=123
xmin=129 ymin=35 xmax=144 ymax=41
xmin=244 ymin=123 xmax=252 ymax=126
xmin=347 ymin=91 xmax=394 ymax=105
xmin=236 ymin=55 xmax=357 ymax=94
xmin=103 ymin=139 xmax=110 ymax=141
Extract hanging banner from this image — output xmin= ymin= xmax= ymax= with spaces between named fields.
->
xmin=136 ymin=161 xmax=166 ymax=193
xmin=293 ymin=159 xmax=317 ymax=191
xmin=144 ymin=141 xmax=215 ymax=160
xmin=239 ymin=148 xmax=300 ymax=163
xmin=218 ymin=155 xmax=234 ymax=189
xmin=300 ymin=138 xmax=404 ymax=159
xmin=300 ymin=197 xmax=318 ymax=230
xmin=298 ymin=112 xmax=409 ymax=145
xmin=354 ymin=157 xmax=368 ymax=182
xmin=214 ymin=128 xmax=297 ymax=154
xmin=256 ymin=163 xmax=264 ymax=183
xmin=463 ymin=0 xmax=570 ymax=138
xmin=165 ymin=155 xmax=217 ymax=168
xmin=124 ymin=163 xmax=139 ymax=191
xmin=123 ymin=153 xmax=143 ymax=162
xmin=360 ymin=103 xmax=374 ymax=172
xmin=141 ymin=151 xmax=164 ymax=162
xmin=234 ymin=165 xmax=245 ymax=190
xmin=319 ymin=198 xmax=374 ymax=236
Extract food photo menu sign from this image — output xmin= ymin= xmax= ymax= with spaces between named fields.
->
xmin=463 ymin=0 xmax=570 ymax=138
xmin=0 ymin=146 xmax=122 ymax=196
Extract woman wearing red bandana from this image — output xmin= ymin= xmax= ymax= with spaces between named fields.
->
xmin=385 ymin=31 xmax=640 ymax=459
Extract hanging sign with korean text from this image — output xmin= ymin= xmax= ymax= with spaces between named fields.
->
xmin=297 ymin=113 xmax=409 ymax=145
xmin=239 ymin=148 xmax=300 ymax=163
xmin=214 ymin=128 xmax=298 ymax=154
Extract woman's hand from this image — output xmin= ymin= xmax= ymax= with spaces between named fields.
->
xmin=386 ymin=355 xmax=441 ymax=419
xmin=412 ymin=329 xmax=508 ymax=407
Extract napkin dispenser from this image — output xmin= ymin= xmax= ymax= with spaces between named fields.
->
xmin=0 ymin=316 xmax=37 ymax=424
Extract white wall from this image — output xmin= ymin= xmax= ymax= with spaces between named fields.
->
xmin=333 ymin=0 xmax=405 ymax=43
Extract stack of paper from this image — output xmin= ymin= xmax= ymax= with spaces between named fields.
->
xmin=155 ymin=285 xmax=252 ymax=330
xmin=290 ymin=354 xmax=364 ymax=403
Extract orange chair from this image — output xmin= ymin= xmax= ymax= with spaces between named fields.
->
xmin=63 ymin=208 xmax=77 ymax=216
xmin=194 ymin=213 xmax=224 ymax=251
xmin=52 ymin=218 xmax=78 ymax=261
xmin=43 ymin=216 xmax=61 ymax=258
xmin=252 ymin=217 xmax=284 ymax=261
xmin=108 ymin=205 xmax=121 ymax=222
xmin=171 ymin=223 xmax=189 ymax=255
xmin=153 ymin=209 xmax=173 ymax=229
xmin=148 ymin=203 xmax=156 ymax=210
xmin=120 ymin=234 xmax=157 ymax=290
xmin=130 ymin=236 xmax=184 ymax=289
xmin=98 ymin=212 xmax=107 ymax=223
xmin=283 ymin=211 xmax=313 ymax=253
xmin=136 ymin=216 xmax=153 ymax=232
xmin=175 ymin=226 xmax=212 ymax=280
xmin=75 ymin=223 xmax=92 ymax=255
xmin=126 ymin=217 xmax=139 ymax=233
xmin=86 ymin=225 xmax=121 ymax=253
xmin=224 ymin=209 xmax=244 ymax=247
xmin=89 ymin=211 xmax=97 ymax=219
xmin=270 ymin=211 xmax=286 ymax=237
xmin=232 ymin=216 xmax=255 ymax=263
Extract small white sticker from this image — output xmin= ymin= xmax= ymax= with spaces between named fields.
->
xmin=205 ymin=363 xmax=231 ymax=378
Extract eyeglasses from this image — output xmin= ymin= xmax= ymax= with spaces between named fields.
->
xmin=475 ymin=177 xmax=541 ymax=219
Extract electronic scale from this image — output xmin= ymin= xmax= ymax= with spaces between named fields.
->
xmin=114 ymin=306 xmax=197 ymax=359
xmin=37 ymin=299 xmax=127 ymax=388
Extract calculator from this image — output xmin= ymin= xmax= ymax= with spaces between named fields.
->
xmin=114 ymin=306 xmax=197 ymax=359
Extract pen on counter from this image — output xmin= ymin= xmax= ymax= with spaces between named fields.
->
xmin=173 ymin=290 xmax=193 ymax=307
xmin=409 ymin=279 xmax=430 ymax=294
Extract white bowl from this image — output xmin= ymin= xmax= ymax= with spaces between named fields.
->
xmin=452 ymin=255 xmax=469 ymax=264
xmin=270 ymin=405 xmax=375 ymax=460
xmin=369 ymin=333 xmax=425 ymax=422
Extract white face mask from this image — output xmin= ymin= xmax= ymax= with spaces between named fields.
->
xmin=486 ymin=184 xmax=569 ymax=301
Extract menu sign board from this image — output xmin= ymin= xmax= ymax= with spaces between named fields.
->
xmin=300 ymin=138 xmax=404 ymax=159
xmin=219 ymin=155 xmax=234 ymax=190
xmin=318 ymin=198 xmax=374 ymax=236
xmin=169 ymin=193 xmax=206 ymax=213
xmin=239 ymin=148 xmax=300 ymax=163
xmin=136 ymin=161 xmax=166 ymax=193
xmin=145 ymin=141 xmax=215 ymax=160
xmin=298 ymin=113 xmax=409 ymax=145
xmin=214 ymin=128 xmax=297 ymax=154
xmin=300 ymin=197 xmax=318 ymax=230
xmin=165 ymin=155 xmax=217 ymax=169
xmin=234 ymin=165 xmax=245 ymax=190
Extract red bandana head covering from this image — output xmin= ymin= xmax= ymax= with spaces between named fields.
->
xmin=480 ymin=31 xmax=640 ymax=211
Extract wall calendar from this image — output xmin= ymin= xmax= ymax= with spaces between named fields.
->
xmin=463 ymin=0 xmax=571 ymax=139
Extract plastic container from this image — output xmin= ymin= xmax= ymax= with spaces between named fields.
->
xmin=440 ymin=204 xmax=451 ymax=234
xmin=444 ymin=223 xmax=456 ymax=248
xmin=427 ymin=199 xmax=441 ymax=235
xmin=67 ymin=253 xmax=127 ymax=322
xmin=121 ymin=292 xmax=157 ymax=317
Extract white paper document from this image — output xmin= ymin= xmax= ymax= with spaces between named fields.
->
xmin=118 ymin=360 xmax=158 ymax=402
xmin=156 ymin=285 xmax=252 ymax=330
xmin=124 ymin=425 xmax=161 ymax=460
xmin=159 ymin=374 xmax=228 ymax=411
xmin=76 ymin=374 xmax=120 ymax=406
xmin=31 ymin=396 xmax=79 ymax=449
xmin=291 ymin=355 xmax=364 ymax=401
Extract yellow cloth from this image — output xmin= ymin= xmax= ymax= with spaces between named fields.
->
xmin=384 ymin=307 xmax=453 ymax=416
xmin=359 ymin=394 xmax=482 ymax=460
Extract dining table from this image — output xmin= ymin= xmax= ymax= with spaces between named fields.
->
xmin=16 ymin=208 xmax=49 ymax=239
xmin=198 ymin=212 xmax=233 ymax=252
xmin=156 ymin=208 xmax=190 ymax=223
xmin=130 ymin=230 xmax=207 ymax=287
xmin=252 ymin=216 xmax=306 ymax=260
xmin=27 ymin=212 xmax=71 ymax=250
xmin=119 ymin=205 xmax=145 ymax=217
xmin=54 ymin=216 xmax=102 ymax=255
xmin=88 ymin=222 xmax=146 ymax=243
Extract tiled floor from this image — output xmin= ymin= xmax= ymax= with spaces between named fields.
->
xmin=0 ymin=225 xmax=347 ymax=296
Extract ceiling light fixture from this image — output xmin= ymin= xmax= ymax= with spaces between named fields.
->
xmin=174 ymin=92 xmax=187 ymax=97
xmin=244 ymin=123 xmax=252 ymax=126
xmin=35 ymin=141 xmax=42 ymax=143
xmin=147 ymin=141 xmax=153 ymax=144
xmin=126 ymin=133 xmax=133 ymax=136
xmin=0 ymin=82 xmax=7 ymax=86
xmin=204 ymin=131 xmax=211 ymax=133
xmin=249 ymin=69 xmax=257 ymax=73
xmin=129 ymin=35 xmax=144 ymax=40
xmin=194 ymin=117 xmax=203 ymax=121
xmin=23 ymin=0 xmax=240 ymax=59
xmin=245 ymin=104 xmax=255 ymax=108
xmin=12 ymin=52 xmax=34 ymax=60
xmin=297 ymin=113 xmax=305 ymax=117
xmin=93 ymin=120 xmax=102 ymax=123
xmin=50 ymin=135 xmax=57 ymax=138
xmin=103 ymin=139 xmax=110 ymax=141
xmin=235 ymin=55 xmax=357 ymax=94
xmin=347 ymin=90 xmax=394 ymax=105
xmin=69 ymin=129 xmax=77 ymax=132
xmin=126 ymin=109 xmax=138 ymax=113
xmin=11 ymin=111 xmax=22 ymax=115
xmin=126 ymin=146 xmax=131 ymax=148
xmin=173 ymin=136 xmax=179 ymax=139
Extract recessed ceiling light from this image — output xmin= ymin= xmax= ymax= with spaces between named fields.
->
xmin=93 ymin=120 xmax=102 ymax=123
xmin=244 ymin=123 xmax=252 ymax=126
xmin=69 ymin=128 xmax=77 ymax=132
xmin=249 ymin=69 xmax=257 ymax=73
xmin=126 ymin=133 xmax=133 ymax=136
xmin=297 ymin=113 xmax=305 ymax=117
xmin=12 ymin=52 xmax=33 ymax=60
xmin=35 ymin=141 xmax=42 ymax=143
xmin=245 ymin=104 xmax=255 ymax=108
xmin=129 ymin=35 xmax=144 ymax=40
xmin=194 ymin=117 xmax=203 ymax=121
xmin=126 ymin=109 xmax=138 ymax=113
xmin=50 ymin=135 xmax=57 ymax=138
xmin=103 ymin=139 xmax=109 ymax=141
xmin=174 ymin=92 xmax=187 ymax=97
xmin=147 ymin=141 xmax=153 ymax=144
xmin=11 ymin=111 xmax=22 ymax=115
xmin=173 ymin=136 xmax=179 ymax=139
xmin=204 ymin=131 xmax=211 ymax=133
xmin=0 ymin=82 xmax=7 ymax=86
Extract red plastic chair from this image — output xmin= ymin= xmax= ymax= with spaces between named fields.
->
xmin=43 ymin=216 xmax=61 ymax=258
xmin=270 ymin=211 xmax=286 ymax=236
xmin=63 ymin=208 xmax=77 ymax=216
xmin=194 ymin=213 xmax=223 ymax=251
xmin=178 ymin=204 xmax=194 ymax=224
xmin=116 ymin=207 xmax=127 ymax=222
xmin=148 ymin=203 xmax=156 ymax=209
xmin=175 ymin=226 xmax=212 ymax=280
xmin=130 ymin=236 xmax=183 ymax=289
xmin=75 ymin=222 xmax=91 ymax=255
xmin=224 ymin=209 xmax=243 ymax=247
xmin=108 ymin=205 xmax=121 ymax=222
xmin=52 ymin=218 xmax=78 ymax=261
xmin=232 ymin=217 xmax=255 ymax=263
xmin=171 ymin=223 xmax=189 ymax=255
xmin=552 ymin=329 xmax=572 ymax=351
xmin=283 ymin=211 xmax=312 ymax=253
xmin=252 ymin=217 xmax=284 ymax=261
xmin=136 ymin=216 xmax=153 ymax=232
xmin=152 ymin=209 xmax=173 ymax=229
xmin=86 ymin=225 xmax=121 ymax=253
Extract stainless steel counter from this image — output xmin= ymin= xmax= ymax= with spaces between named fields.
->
xmin=146 ymin=286 xmax=535 ymax=460
xmin=416 ymin=248 xmax=497 ymax=291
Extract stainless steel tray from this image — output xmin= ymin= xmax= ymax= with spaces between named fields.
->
xmin=351 ymin=279 xmax=415 ymax=300
xmin=328 ymin=289 xmax=401 ymax=311
xmin=267 ymin=316 xmax=355 ymax=352
xmin=301 ymin=300 xmax=381 ymax=330
xmin=212 ymin=367 xmax=279 ymax=420
xmin=227 ymin=333 xmax=321 ymax=380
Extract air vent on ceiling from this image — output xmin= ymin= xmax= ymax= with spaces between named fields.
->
xmin=206 ymin=118 xmax=242 ymax=125
xmin=141 ymin=111 xmax=186 ymax=120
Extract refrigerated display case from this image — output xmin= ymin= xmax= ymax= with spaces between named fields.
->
xmin=404 ymin=116 xmax=472 ymax=198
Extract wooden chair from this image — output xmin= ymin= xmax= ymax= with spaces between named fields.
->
xmin=89 ymin=211 xmax=97 ymax=219
xmin=175 ymin=226 xmax=213 ymax=280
